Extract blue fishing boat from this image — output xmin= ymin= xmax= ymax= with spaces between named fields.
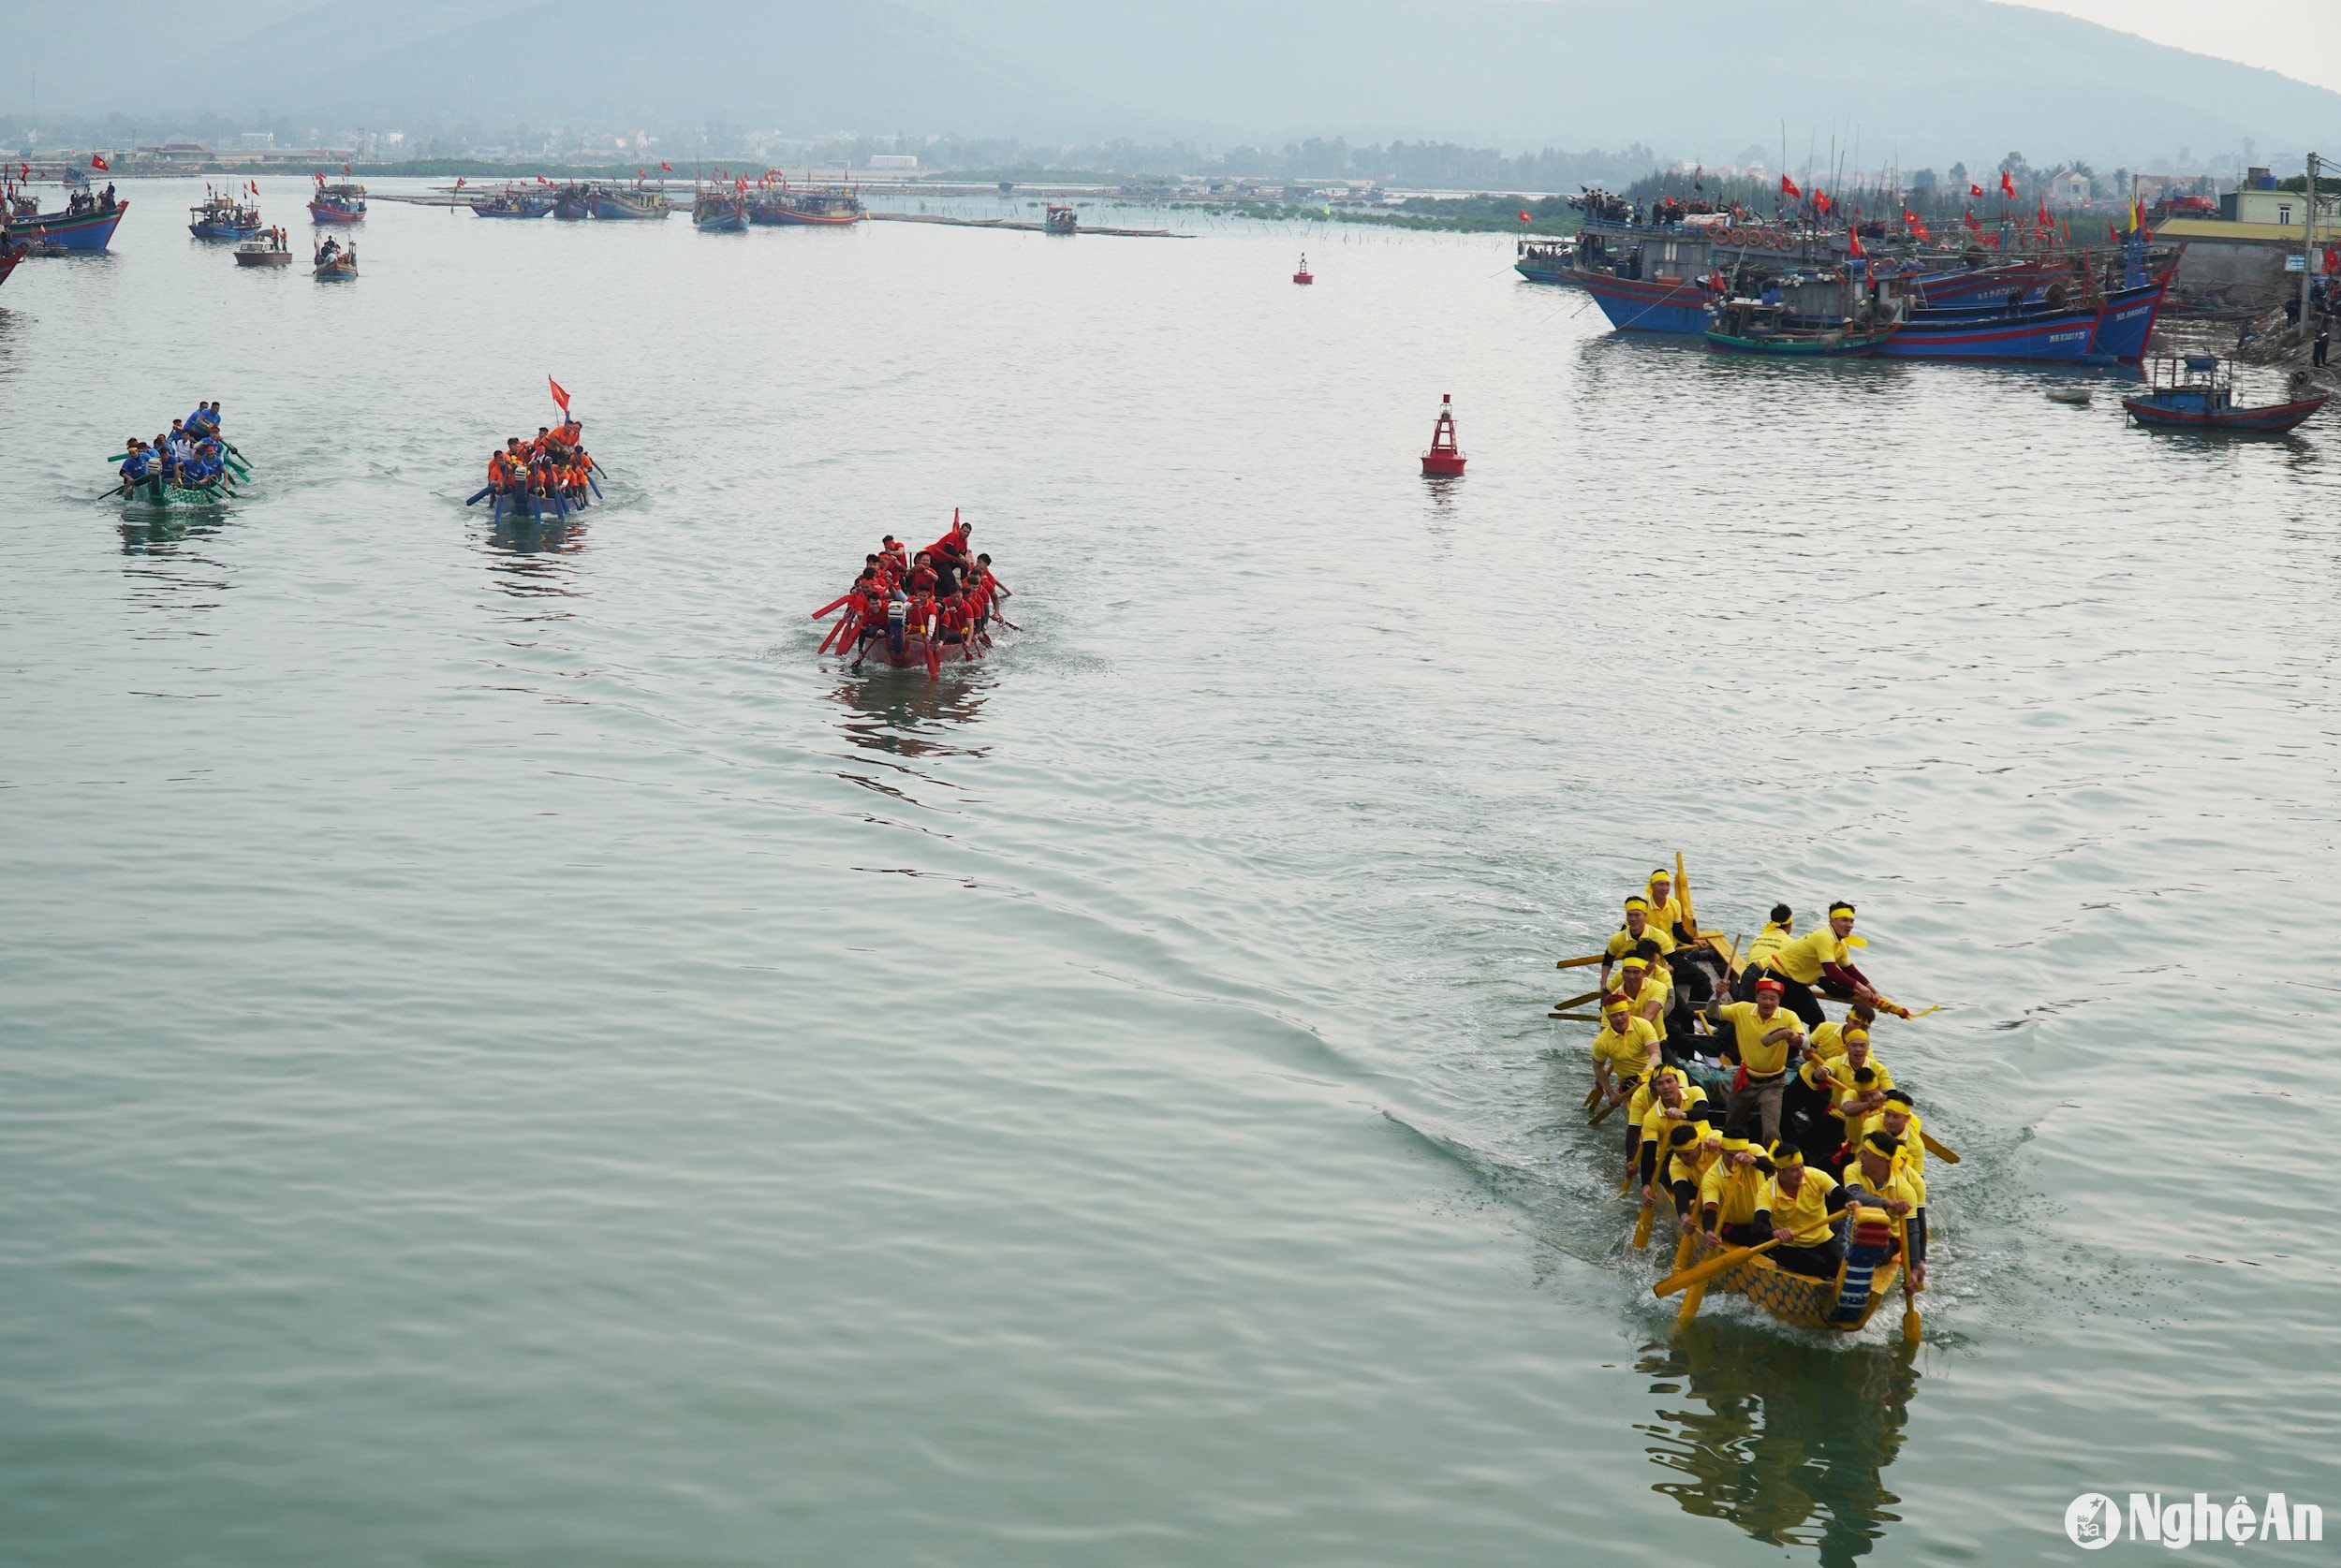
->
xmin=188 ymin=192 xmax=264 ymax=241
xmin=1872 ymin=300 xmax=2105 ymax=363
xmin=747 ymin=185 xmax=865 ymax=226
xmin=2122 ymin=355 xmax=2326 ymax=433
xmin=2085 ymin=277 xmax=2172 ymax=364
xmin=552 ymin=184 xmax=591 ymax=221
xmin=692 ymin=192 xmax=748 ymax=232
xmin=1514 ymin=238 xmax=1576 ymax=284
xmin=8 ymin=197 xmax=128 ymax=252
xmin=589 ymin=187 xmax=669 ymax=220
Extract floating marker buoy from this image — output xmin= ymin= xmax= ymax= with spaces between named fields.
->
xmin=1292 ymin=252 xmax=1313 ymax=285
xmin=1421 ymin=393 xmax=1465 ymax=476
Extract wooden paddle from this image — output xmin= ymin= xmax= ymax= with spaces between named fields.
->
xmin=1631 ymin=1198 xmax=1654 ymax=1250
xmin=1654 ymin=1236 xmax=1784 ymax=1298
xmin=1896 ymin=1215 xmax=1922 ymax=1344
xmin=1675 ymin=1275 xmax=1710 ymax=1326
xmin=464 ymin=485 xmax=495 ymax=506
xmin=1921 ymin=1132 xmax=1960 ymax=1165
xmin=1554 ymin=952 xmax=1605 ymax=971
xmin=1582 ymin=1084 xmax=1603 ymax=1110
xmin=1671 ymin=1225 xmax=1695 ymax=1272
xmin=1674 ymin=850 xmax=1698 ymax=939
xmin=1547 ymin=1011 xmax=1599 ymax=1023
xmin=1554 ymin=989 xmax=1601 ymax=1013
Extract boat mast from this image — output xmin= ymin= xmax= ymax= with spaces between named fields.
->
xmin=2304 ymin=152 xmax=2320 ymax=336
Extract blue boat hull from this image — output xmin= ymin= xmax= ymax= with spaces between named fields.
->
xmin=693 ymin=211 xmax=748 ymax=232
xmin=2122 ymin=393 xmax=2324 ymax=432
xmin=189 ymin=221 xmax=262 ymax=241
xmin=1515 ymin=260 xmax=1572 ymax=285
xmin=1875 ymin=305 xmax=2106 ymax=363
xmin=2086 ymin=280 xmax=2171 ymax=364
xmin=589 ymin=195 xmax=669 ymax=220
xmin=1583 ymin=273 xmax=1711 ymax=334
xmin=7 ymin=202 xmax=127 ymax=252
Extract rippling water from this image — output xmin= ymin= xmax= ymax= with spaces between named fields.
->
xmin=4 ymin=180 xmax=2338 ymax=1566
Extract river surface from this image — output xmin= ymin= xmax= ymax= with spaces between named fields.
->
xmin=4 ymin=180 xmax=2338 ymax=1566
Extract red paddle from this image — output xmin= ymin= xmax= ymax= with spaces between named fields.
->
xmin=811 ymin=593 xmax=851 ymax=619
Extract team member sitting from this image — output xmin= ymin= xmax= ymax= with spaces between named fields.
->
xmin=1642 ymin=868 xmax=1689 ymax=944
xmin=1838 ymin=1131 xmax=1925 ymax=1287
xmin=1632 ymin=1068 xmax=1707 ymax=1188
xmin=1602 ymin=896 xmax=1674 ymax=988
xmin=1698 ymin=1134 xmax=1773 ymax=1247
xmin=1736 ymin=905 xmax=1795 ymax=1000
xmin=1589 ymin=993 xmax=1661 ymax=1113
xmin=1763 ymin=901 xmax=1881 ymax=1026
xmin=1764 ymin=1144 xmax=1852 ymax=1279
xmin=1663 ymin=1121 xmax=1725 ymax=1230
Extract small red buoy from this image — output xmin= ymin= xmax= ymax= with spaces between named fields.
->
xmin=1421 ymin=393 xmax=1465 ymax=476
xmin=1292 ymin=252 xmax=1313 ymax=285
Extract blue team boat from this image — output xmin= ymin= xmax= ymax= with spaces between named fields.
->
xmin=188 ymin=194 xmax=264 ymax=241
xmin=8 ymin=198 xmax=128 ymax=252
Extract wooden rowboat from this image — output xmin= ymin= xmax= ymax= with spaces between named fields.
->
xmin=1686 ymin=1222 xmax=1907 ymax=1333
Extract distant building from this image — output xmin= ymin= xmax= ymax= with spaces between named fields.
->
xmin=2219 ymin=169 xmax=2341 ymax=229
xmin=867 ymin=154 xmax=918 ymax=170
xmin=2046 ymin=169 xmax=2090 ymax=205
xmin=238 ymin=131 xmax=274 ymax=150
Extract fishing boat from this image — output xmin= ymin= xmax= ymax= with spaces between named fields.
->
xmin=692 ymin=192 xmax=749 ymax=232
xmin=1044 ymin=203 xmax=1079 ymax=234
xmin=1705 ymin=298 xmax=1895 ymax=357
xmin=589 ymin=187 xmax=669 ymax=220
xmin=312 ymin=239 xmax=358 ymax=279
xmin=7 ymin=197 xmax=128 ymax=253
xmin=551 ymin=184 xmax=592 ymax=221
xmin=307 ymin=183 xmax=367 ymax=224
xmin=233 ymin=230 xmax=294 ymax=267
xmin=188 ymin=193 xmax=264 ymax=241
xmin=747 ymin=185 xmax=865 ymax=226
xmin=1512 ymin=238 xmax=1576 ymax=284
xmin=0 ymin=241 xmax=22 ymax=290
xmin=2121 ymin=355 xmax=2327 ymax=433
xmin=470 ymin=192 xmax=553 ymax=219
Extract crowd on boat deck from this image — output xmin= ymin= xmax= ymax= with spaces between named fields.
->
xmin=9 ymin=182 xmax=118 ymax=219
xmin=314 ymin=235 xmax=357 ymax=266
xmin=1584 ymin=872 xmax=1932 ymax=1290
xmin=115 ymin=402 xmax=232 ymax=493
xmin=828 ymin=518 xmax=1013 ymax=667
xmin=484 ymin=420 xmax=595 ymax=506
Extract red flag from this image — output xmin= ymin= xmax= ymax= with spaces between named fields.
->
xmin=90 ymin=154 xmax=109 ymax=171
xmin=1780 ymin=175 xmax=1801 ymax=198
xmin=660 ymin=161 xmax=672 ymax=171
xmin=1815 ymin=190 xmax=1832 ymax=213
xmin=638 ymin=168 xmax=645 ymax=179
xmin=2107 ymin=220 xmax=2120 ymax=243
xmin=17 ymin=163 xmax=25 ymax=180
xmin=1910 ymin=221 xmax=1931 ymax=242
xmin=1848 ymin=227 xmax=1865 ymax=258
xmin=1901 ymin=207 xmax=1918 ymax=225
xmin=548 ymin=377 xmax=571 ymax=418
xmin=1968 ymin=183 xmax=1983 ymax=198
xmin=1999 ymin=169 xmax=2015 ymax=198
xmin=315 ymin=170 xmax=326 ymax=183
xmin=343 ymin=164 xmax=352 ymax=174
xmin=1963 ymin=210 xmax=1980 ymax=230
xmin=1517 ymin=209 xmax=1531 ymax=223
xmin=455 ymin=177 xmax=467 ymax=189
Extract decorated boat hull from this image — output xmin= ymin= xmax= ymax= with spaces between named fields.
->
xmin=1583 ymin=272 xmax=1712 ymax=334
xmin=307 ymin=200 xmax=365 ymax=225
xmin=2085 ymin=278 xmax=2172 ymax=364
xmin=471 ymin=200 xmax=554 ymax=219
xmin=125 ymin=475 xmax=232 ymax=508
xmin=0 ymin=245 xmax=20 ymax=288
xmin=8 ymin=202 xmax=128 ymax=252
xmin=1702 ymin=1237 xmax=1907 ymax=1333
xmin=747 ymin=198 xmax=864 ymax=227
xmin=692 ymin=206 xmax=749 ymax=233
xmin=190 ymin=218 xmax=263 ymax=241
xmin=314 ymin=257 xmax=358 ymax=279
xmin=2121 ymin=394 xmax=2326 ymax=433
xmin=552 ymin=193 xmax=591 ymax=221
xmin=488 ymin=490 xmax=591 ymax=523
xmin=1874 ymin=304 xmax=2107 ymax=363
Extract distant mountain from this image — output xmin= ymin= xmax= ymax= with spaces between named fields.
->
xmin=20 ymin=0 xmax=2341 ymax=167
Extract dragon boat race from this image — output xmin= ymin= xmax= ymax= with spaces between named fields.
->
xmin=5 ymin=5 xmax=2340 ymax=1563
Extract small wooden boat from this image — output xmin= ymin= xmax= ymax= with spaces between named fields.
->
xmin=692 ymin=193 xmax=749 ymax=232
xmin=1292 ymin=253 xmax=1313 ymax=285
xmin=1706 ymin=298 xmax=1895 ymax=357
xmin=313 ymin=242 xmax=359 ymax=279
xmin=589 ymin=188 xmax=669 ymax=220
xmin=234 ymin=232 xmax=293 ymax=267
xmin=1044 ymin=203 xmax=1079 ymax=235
xmin=2122 ymin=354 xmax=2326 ymax=434
xmin=470 ymin=194 xmax=554 ymax=219
xmin=1684 ymin=1214 xmax=1908 ymax=1333
xmin=2043 ymin=385 xmax=2093 ymax=405
xmin=307 ymin=183 xmax=367 ymax=224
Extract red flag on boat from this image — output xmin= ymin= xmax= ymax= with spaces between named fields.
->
xmin=1901 ymin=207 xmax=1918 ymax=225
xmin=1999 ymin=169 xmax=2016 ymax=198
xmin=548 ymin=377 xmax=571 ymax=418
xmin=1780 ymin=175 xmax=1801 ymax=198
xmin=660 ymin=161 xmax=672 ymax=171
xmin=638 ymin=168 xmax=645 ymax=179
xmin=1911 ymin=221 xmax=1931 ymax=241
xmin=1848 ymin=227 xmax=1865 ymax=258
xmin=1963 ymin=210 xmax=1980 ymax=230
xmin=455 ymin=177 xmax=467 ymax=189
xmin=1969 ymin=183 xmax=1983 ymax=198
xmin=1815 ymin=190 xmax=1832 ymax=213
xmin=90 ymin=154 xmax=109 ymax=170
xmin=343 ymin=164 xmax=351 ymax=174
xmin=1517 ymin=209 xmax=1531 ymax=223
xmin=2107 ymin=220 xmax=2120 ymax=243
xmin=17 ymin=163 xmax=26 ymax=180
xmin=315 ymin=170 xmax=326 ymax=183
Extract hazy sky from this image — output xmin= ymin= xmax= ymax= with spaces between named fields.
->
xmin=2024 ymin=0 xmax=2341 ymax=92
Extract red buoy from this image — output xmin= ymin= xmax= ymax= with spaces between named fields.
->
xmin=1292 ymin=252 xmax=1313 ymax=285
xmin=1421 ymin=393 xmax=1465 ymax=476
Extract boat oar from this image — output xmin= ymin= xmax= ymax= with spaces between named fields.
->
xmin=585 ymin=471 xmax=604 ymax=501
xmin=1671 ymin=1224 xmax=1695 ymax=1272
xmin=924 ymin=639 xmax=941 ymax=680
xmin=1582 ymin=1084 xmax=1603 ymax=1111
xmin=1588 ymin=1096 xmax=1621 ymax=1127
xmin=492 ymin=491 xmax=504 ymax=524
xmin=1897 ymin=1215 xmax=1922 ymax=1344
xmin=1554 ymin=952 xmax=1606 ymax=971
xmin=1631 ymin=1198 xmax=1655 ymax=1250
xmin=992 ymin=613 xmax=1023 ymax=632
xmin=465 ymin=485 xmax=495 ymax=506
xmin=1555 ymin=989 xmax=1602 ymax=1013
xmin=811 ymin=593 xmax=853 ymax=619
xmin=1654 ymin=1236 xmax=1784 ymax=1298
xmin=1921 ymin=1132 xmax=1961 ymax=1165
xmin=1675 ymin=849 xmax=1701 ymax=937
xmin=1675 ymin=1274 xmax=1710 ymax=1326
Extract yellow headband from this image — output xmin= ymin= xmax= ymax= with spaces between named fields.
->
xmin=1624 ymin=897 xmax=1650 ymax=913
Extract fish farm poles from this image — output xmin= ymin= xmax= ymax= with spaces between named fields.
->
xmin=2304 ymin=153 xmax=2320 ymax=336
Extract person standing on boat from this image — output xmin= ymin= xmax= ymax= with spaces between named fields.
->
xmin=1763 ymin=1144 xmax=1851 ymax=1279
xmin=1699 ymin=1135 xmax=1773 ymax=1248
xmin=1590 ymin=992 xmax=1662 ymax=1115
xmin=1733 ymin=905 xmax=1795 ymax=1001
xmin=1707 ymin=975 xmax=1803 ymax=1145
xmin=1761 ymin=901 xmax=1881 ymax=1026
xmin=926 ymin=518 xmax=973 ymax=595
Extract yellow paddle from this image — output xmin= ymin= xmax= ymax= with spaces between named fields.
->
xmin=1555 ymin=989 xmax=1602 ymax=1013
xmin=1654 ymin=1236 xmax=1783 ymax=1298
xmin=1896 ymin=1215 xmax=1922 ymax=1345
xmin=1671 ymin=1224 xmax=1695 ymax=1272
xmin=1554 ymin=952 xmax=1605 ymax=971
xmin=1921 ymin=1132 xmax=1961 ymax=1165
xmin=1589 ymin=1095 xmax=1621 ymax=1127
xmin=1548 ymin=1011 xmax=1600 ymax=1023
xmin=1674 ymin=850 xmax=1698 ymax=939
xmin=1582 ymin=1083 xmax=1603 ymax=1110
xmin=1631 ymin=1198 xmax=1654 ymax=1250
xmin=1675 ymin=1275 xmax=1710 ymax=1326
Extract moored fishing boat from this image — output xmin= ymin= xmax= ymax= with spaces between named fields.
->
xmin=233 ymin=229 xmax=294 ymax=267
xmin=7 ymin=197 xmax=128 ymax=252
xmin=552 ymin=184 xmax=591 ymax=221
xmin=692 ymin=191 xmax=749 ymax=232
xmin=1513 ymin=237 xmax=1576 ymax=284
xmin=747 ymin=185 xmax=865 ymax=226
xmin=589 ymin=187 xmax=670 ymax=220
xmin=2121 ymin=355 xmax=2327 ymax=433
xmin=312 ymin=236 xmax=358 ymax=278
xmin=1044 ymin=203 xmax=1079 ymax=234
xmin=0 ymin=241 xmax=22 ymax=289
xmin=1705 ymin=300 xmax=1896 ymax=357
xmin=307 ymin=182 xmax=367 ymax=224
